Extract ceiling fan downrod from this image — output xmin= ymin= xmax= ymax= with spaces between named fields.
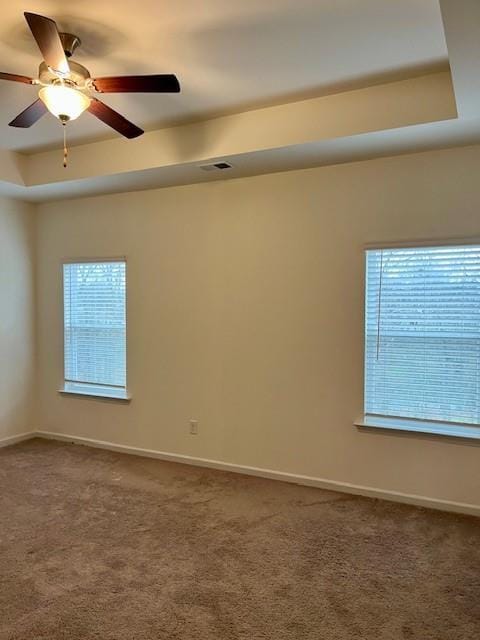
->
xmin=59 ymin=32 xmax=82 ymax=58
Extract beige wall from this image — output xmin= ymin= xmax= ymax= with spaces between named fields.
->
xmin=0 ymin=198 xmax=35 ymax=440
xmin=36 ymin=145 xmax=480 ymax=507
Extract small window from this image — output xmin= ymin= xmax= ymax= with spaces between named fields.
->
xmin=364 ymin=244 xmax=480 ymax=431
xmin=63 ymin=260 xmax=128 ymax=399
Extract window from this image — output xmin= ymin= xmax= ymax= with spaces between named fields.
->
xmin=63 ymin=260 xmax=128 ymax=399
xmin=362 ymin=244 xmax=480 ymax=437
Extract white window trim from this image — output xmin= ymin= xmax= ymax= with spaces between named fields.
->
xmin=60 ymin=257 xmax=130 ymax=402
xmin=364 ymin=236 xmax=480 ymax=250
xmin=358 ymin=239 xmax=480 ymax=441
xmin=355 ymin=415 xmax=480 ymax=441
xmin=59 ymin=387 xmax=131 ymax=402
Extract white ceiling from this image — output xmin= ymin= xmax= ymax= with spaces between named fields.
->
xmin=0 ymin=0 xmax=447 ymax=152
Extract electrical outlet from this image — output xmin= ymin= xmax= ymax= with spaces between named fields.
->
xmin=189 ymin=420 xmax=198 ymax=435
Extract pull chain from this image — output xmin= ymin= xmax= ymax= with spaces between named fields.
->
xmin=63 ymin=122 xmax=68 ymax=168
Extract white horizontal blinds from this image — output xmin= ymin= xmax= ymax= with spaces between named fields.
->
xmin=64 ymin=261 xmax=126 ymax=390
xmin=365 ymin=245 xmax=480 ymax=425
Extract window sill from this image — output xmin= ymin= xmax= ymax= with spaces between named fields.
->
xmin=355 ymin=415 xmax=480 ymax=441
xmin=59 ymin=385 xmax=131 ymax=402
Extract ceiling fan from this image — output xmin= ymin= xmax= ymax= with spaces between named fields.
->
xmin=0 ymin=12 xmax=180 ymax=164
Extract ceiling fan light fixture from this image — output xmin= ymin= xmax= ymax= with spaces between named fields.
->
xmin=39 ymin=84 xmax=90 ymax=122
xmin=3 ymin=12 xmax=180 ymax=143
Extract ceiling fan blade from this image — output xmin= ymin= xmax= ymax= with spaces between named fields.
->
xmin=88 ymin=98 xmax=144 ymax=139
xmin=0 ymin=72 xmax=35 ymax=85
xmin=24 ymin=12 xmax=70 ymax=75
xmin=92 ymin=74 xmax=180 ymax=93
xmin=9 ymin=99 xmax=48 ymax=128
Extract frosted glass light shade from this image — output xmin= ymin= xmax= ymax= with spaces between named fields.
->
xmin=39 ymin=85 xmax=91 ymax=121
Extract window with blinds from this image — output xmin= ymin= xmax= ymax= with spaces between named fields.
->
xmin=365 ymin=245 xmax=480 ymax=428
xmin=63 ymin=260 xmax=127 ymax=399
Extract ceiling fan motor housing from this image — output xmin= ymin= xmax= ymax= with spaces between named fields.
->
xmin=38 ymin=60 xmax=91 ymax=89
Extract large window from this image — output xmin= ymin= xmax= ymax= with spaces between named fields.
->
xmin=63 ymin=260 xmax=127 ymax=399
xmin=364 ymin=244 xmax=480 ymax=434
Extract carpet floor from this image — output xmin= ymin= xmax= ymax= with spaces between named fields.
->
xmin=0 ymin=439 xmax=479 ymax=639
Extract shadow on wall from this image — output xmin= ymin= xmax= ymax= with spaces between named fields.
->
xmin=158 ymin=113 xmax=234 ymax=163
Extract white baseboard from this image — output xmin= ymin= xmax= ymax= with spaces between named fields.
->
xmin=36 ymin=430 xmax=480 ymax=517
xmin=0 ymin=431 xmax=36 ymax=449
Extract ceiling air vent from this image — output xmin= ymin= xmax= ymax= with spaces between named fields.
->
xmin=199 ymin=161 xmax=234 ymax=172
